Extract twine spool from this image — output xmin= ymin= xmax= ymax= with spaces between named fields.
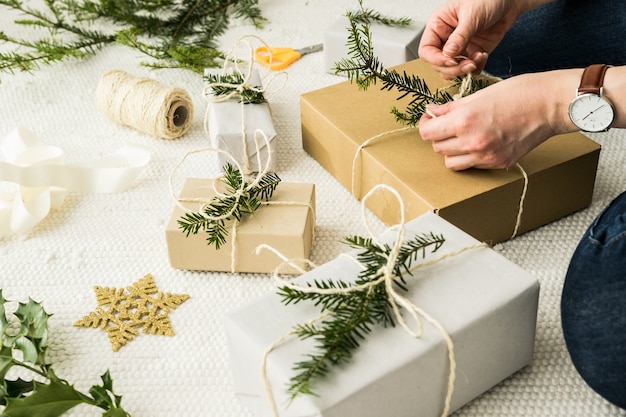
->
xmin=96 ymin=69 xmax=194 ymax=139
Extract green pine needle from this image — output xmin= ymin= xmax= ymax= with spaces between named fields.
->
xmin=204 ymin=71 xmax=267 ymax=104
xmin=277 ymin=231 xmax=445 ymax=399
xmin=333 ymin=5 xmax=492 ymax=126
xmin=0 ymin=0 xmax=266 ymax=77
xmin=178 ymin=163 xmax=281 ymax=250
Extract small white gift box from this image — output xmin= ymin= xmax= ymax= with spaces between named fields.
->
xmin=204 ymin=68 xmax=277 ymax=173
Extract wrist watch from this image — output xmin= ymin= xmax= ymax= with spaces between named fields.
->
xmin=568 ymin=64 xmax=615 ymax=132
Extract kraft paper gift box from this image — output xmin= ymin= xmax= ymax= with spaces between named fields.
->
xmin=301 ymin=59 xmax=601 ymax=244
xmin=225 ymin=211 xmax=540 ymax=417
xmin=205 ymin=68 xmax=277 ymax=173
xmin=323 ymin=16 xmax=425 ymax=75
xmin=165 ymin=178 xmax=315 ymax=274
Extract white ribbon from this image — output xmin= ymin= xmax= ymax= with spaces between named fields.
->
xmin=0 ymin=126 xmax=151 ymax=237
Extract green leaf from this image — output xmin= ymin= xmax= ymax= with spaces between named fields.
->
xmin=0 ymin=346 xmax=15 ymax=380
xmin=0 ymin=290 xmax=9 ymax=330
xmin=0 ymin=297 xmax=52 ymax=366
xmin=3 ymin=378 xmax=35 ymax=401
xmin=102 ymin=407 xmax=131 ymax=417
xmin=11 ymin=337 xmax=37 ymax=364
xmin=3 ymin=378 xmax=86 ymax=417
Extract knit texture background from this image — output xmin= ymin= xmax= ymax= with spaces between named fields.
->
xmin=0 ymin=1 xmax=625 ymax=416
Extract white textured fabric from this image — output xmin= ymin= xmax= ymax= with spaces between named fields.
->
xmin=0 ymin=1 xmax=625 ymax=416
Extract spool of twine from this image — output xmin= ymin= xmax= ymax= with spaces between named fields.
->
xmin=96 ymin=69 xmax=194 ymax=140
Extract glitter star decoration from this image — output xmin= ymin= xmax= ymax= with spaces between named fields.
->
xmin=74 ymin=274 xmax=189 ymax=351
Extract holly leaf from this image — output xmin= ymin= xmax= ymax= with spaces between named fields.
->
xmin=3 ymin=378 xmax=35 ymax=401
xmin=3 ymin=378 xmax=86 ymax=417
xmin=0 ymin=345 xmax=15 ymax=381
xmin=102 ymin=408 xmax=131 ymax=417
xmin=88 ymin=371 xmax=124 ymax=411
xmin=0 ymin=294 xmax=51 ymax=366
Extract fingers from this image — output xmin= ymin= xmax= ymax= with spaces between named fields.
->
xmin=420 ymin=103 xmax=454 ymax=138
xmin=419 ymin=104 xmax=514 ymax=171
xmin=418 ymin=10 xmax=491 ymax=78
xmin=441 ymin=29 xmax=469 ymax=59
xmin=419 ymin=47 xmax=489 ymax=79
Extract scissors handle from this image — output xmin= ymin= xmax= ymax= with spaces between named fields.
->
xmin=254 ymin=46 xmax=301 ymax=70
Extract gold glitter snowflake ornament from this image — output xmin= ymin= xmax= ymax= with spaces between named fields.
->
xmin=75 ymin=274 xmax=189 ymax=351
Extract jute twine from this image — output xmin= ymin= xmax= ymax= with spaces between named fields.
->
xmin=256 ymin=184 xmax=488 ymax=417
xmin=96 ymin=69 xmax=194 ymax=139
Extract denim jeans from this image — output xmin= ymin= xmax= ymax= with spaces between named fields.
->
xmin=485 ymin=0 xmax=626 ymax=78
xmin=561 ymin=191 xmax=626 ymax=409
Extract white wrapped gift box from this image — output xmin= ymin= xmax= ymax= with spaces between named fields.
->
xmin=205 ymin=68 xmax=277 ymax=173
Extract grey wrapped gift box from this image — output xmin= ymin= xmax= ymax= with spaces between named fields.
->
xmin=225 ymin=212 xmax=540 ymax=417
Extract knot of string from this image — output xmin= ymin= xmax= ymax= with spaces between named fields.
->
xmin=256 ymin=184 xmax=489 ymax=417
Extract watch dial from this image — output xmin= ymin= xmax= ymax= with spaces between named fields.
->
xmin=570 ymin=94 xmax=615 ymax=132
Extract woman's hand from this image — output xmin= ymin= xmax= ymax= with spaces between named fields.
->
xmin=418 ymin=0 xmax=522 ymax=79
xmin=418 ymin=70 xmax=579 ymax=170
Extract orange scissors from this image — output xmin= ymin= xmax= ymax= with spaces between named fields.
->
xmin=254 ymin=44 xmax=323 ymax=70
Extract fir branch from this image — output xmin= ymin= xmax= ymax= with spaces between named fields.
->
xmin=178 ymin=163 xmax=280 ymax=250
xmin=277 ymin=231 xmax=445 ymax=399
xmin=204 ymin=71 xmax=267 ymax=104
xmin=352 ymin=7 xmax=412 ymax=27
xmin=0 ymin=0 xmax=267 ymax=77
xmin=333 ymin=8 xmax=492 ymax=126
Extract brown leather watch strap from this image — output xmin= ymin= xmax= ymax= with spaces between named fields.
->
xmin=577 ymin=64 xmax=609 ymax=95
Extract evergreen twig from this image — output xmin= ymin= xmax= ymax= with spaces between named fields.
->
xmin=352 ymin=7 xmax=412 ymax=27
xmin=204 ymin=71 xmax=267 ymax=104
xmin=178 ymin=163 xmax=280 ymax=249
xmin=277 ymin=231 xmax=445 ymax=399
xmin=0 ymin=0 xmax=266 ymax=77
xmin=333 ymin=3 xmax=493 ymax=126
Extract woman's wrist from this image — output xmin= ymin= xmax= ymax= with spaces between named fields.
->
xmin=551 ymin=65 xmax=625 ymax=133
xmin=517 ymin=68 xmax=581 ymax=136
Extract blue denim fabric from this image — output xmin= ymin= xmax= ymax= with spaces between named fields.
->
xmin=562 ymin=191 xmax=626 ymax=409
xmin=485 ymin=0 xmax=626 ymax=78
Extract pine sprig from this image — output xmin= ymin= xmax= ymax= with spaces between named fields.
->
xmin=351 ymin=7 xmax=412 ymax=27
xmin=204 ymin=71 xmax=267 ymax=104
xmin=333 ymin=5 xmax=492 ymax=126
xmin=0 ymin=290 xmax=130 ymax=417
xmin=277 ymin=231 xmax=445 ymax=399
xmin=178 ymin=163 xmax=280 ymax=249
xmin=0 ymin=0 xmax=266 ymax=77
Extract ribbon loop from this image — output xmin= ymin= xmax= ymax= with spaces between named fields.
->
xmin=0 ymin=127 xmax=150 ymax=237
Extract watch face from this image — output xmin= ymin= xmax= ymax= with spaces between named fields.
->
xmin=568 ymin=93 xmax=615 ymax=132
